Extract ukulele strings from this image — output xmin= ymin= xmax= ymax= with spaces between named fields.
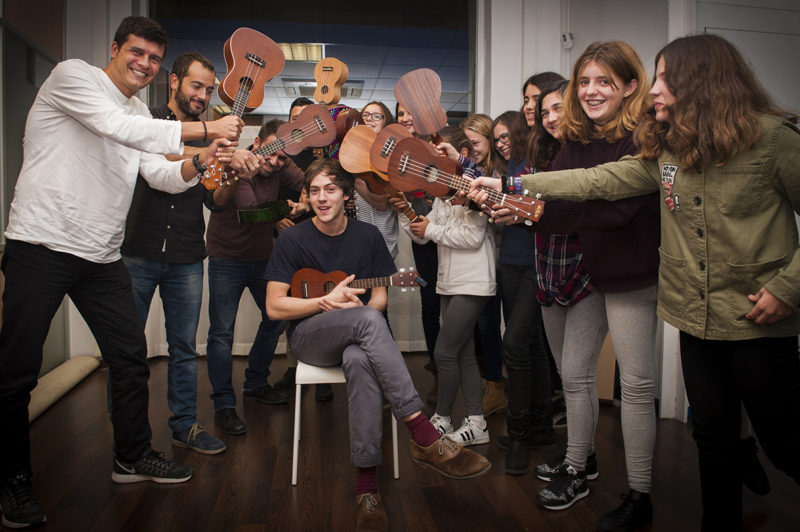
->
xmin=231 ymin=54 xmax=261 ymax=117
xmin=255 ymin=116 xmax=331 ymax=157
xmin=394 ymin=157 xmax=531 ymax=214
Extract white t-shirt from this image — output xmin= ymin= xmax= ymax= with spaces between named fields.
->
xmin=5 ymin=59 xmax=197 ymax=263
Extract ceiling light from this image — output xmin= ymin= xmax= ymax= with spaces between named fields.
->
xmin=277 ymin=43 xmax=325 ymax=62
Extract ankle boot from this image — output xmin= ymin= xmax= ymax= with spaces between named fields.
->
xmin=482 ymin=379 xmax=507 ymax=417
xmin=505 ymin=438 xmax=530 ymax=475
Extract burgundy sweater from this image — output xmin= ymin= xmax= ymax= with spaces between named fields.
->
xmin=533 ymin=134 xmax=660 ymax=292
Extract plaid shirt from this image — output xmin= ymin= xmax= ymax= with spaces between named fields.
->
xmin=535 ymin=232 xmax=594 ymax=307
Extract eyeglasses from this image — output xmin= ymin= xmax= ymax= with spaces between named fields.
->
xmin=362 ymin=112 xmax=385 ymax=122
xmin=494 ymin=132 xmax=510 ymax=145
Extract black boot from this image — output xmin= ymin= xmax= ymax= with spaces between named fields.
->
xmin=596 ymin=489 xmax=652 ymax=532
xmin=505 ymin=437 xmax=530 ymax=475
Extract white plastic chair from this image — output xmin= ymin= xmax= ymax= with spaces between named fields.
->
xmin=291 ymin=361 xmax=400 ymax=485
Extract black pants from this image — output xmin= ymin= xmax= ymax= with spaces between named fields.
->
xmin=0 ymin=240 xmax=152 ymax=478
xmin=680 ymin=332 xmax=800 ymax=531
xmin=500 ymin=265 xmax=552 ymax=437
xmin=411 ymin=240 xmax=440 ymax=361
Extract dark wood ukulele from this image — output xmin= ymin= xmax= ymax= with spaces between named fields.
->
xmin=394 ymin=68 xmax=448 ymax=145
xmin=271 ymin=104 xmax=337 ymax=156
xmin=201 ymin=28 xmax=284 ymax=189
xmin=290 ymin=268 xmax=425 ymax=299
xmin=339 ymin=125 xmax=421 ymax=223
xmin=387 ymin=137 xmax=545 ymax=225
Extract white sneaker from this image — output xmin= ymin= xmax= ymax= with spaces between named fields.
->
xmin=450 ymin=415 xmax=490 ymax=446
xmin=430 ymin=413 xmax=453 ymax=435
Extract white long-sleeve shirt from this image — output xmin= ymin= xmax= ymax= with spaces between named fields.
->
xmin=400 ymin=197 xmax=496 ymax=297
xmin=5 ymin=59 xmax=197 ymax=263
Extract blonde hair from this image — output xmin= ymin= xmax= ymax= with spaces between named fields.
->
xmin=461 ymin=113 xmax=495 ymax=175
xmin=561 ymin=41 xmax=650 ymax=143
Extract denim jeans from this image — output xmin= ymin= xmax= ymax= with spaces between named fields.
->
xmin=123 ymin=256 xmax=203 ymax=434
xmin=207 ymin=257 xmax=285 ymax=411
xmin=0 ymin=240 xmax=151 ymax=477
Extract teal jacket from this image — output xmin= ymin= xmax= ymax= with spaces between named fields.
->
xmin=522 ymin=115 xmax=800 ymax=341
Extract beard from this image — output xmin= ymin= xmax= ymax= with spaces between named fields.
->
xmin=175 ymin=81 xmax=206 ymax=119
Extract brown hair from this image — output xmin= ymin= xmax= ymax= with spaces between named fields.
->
xmin=303 ymin=158 xmax=354 ymax=199
xmin=362 ymin=101 xmax=396 ymax=126
xmin=561 ymin=41 xmax=650 ymax=143
xmin=438 ymin=125 xmax=472 ymax=159
xmin=529 ymin=80 xmax=569 ymax=170
xmin=491 ymin=111 xmax=521 ymax=175
xmin=461 ymin=113 xmax=495 ymax=176
xmin=635 ymin=34 xmax=792 ymax=172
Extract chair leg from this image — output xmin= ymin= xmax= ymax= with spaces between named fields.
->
xmin=391 ymin=417 xmax=399 ymax=479
xmin=292 ymin=383 xmax=302 ymax=485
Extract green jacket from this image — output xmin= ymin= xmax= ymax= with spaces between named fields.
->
xmin=522 ymin=115 xmax=800 ymax=340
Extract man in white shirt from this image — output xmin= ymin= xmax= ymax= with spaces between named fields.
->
xmin=0 ymin=16 xmax=245 ymax=529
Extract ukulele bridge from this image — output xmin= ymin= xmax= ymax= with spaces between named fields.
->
xmin=300 ymin=281 xmax=309 ymax=299
xmin=398 ymin=153 xmax=410 ymax=175
xmin=314 ymin=115 xmax=328 ymax=133
xmin=245 ymin=52 xmax=265 ymax=68
xmin=381 ymin=136 xmax=397 ymax=159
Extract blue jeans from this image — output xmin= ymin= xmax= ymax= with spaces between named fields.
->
xmin=123 ymin=256 xmax=203 ymax=435
xmin=207 ymin=257 xmax=285 ymax=411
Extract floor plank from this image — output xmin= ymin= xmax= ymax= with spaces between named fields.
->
xmin=27 ymin=353 xmax=800 ymax=531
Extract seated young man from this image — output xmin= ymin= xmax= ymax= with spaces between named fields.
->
xmin=265 ymin=159 xmax=490 ymax=531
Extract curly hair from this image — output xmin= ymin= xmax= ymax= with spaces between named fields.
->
xmin=528 ymin=80 xmax=569 ymax=170
xmin=561 ymin=41 xmax=650 ymax=144
xmin=635 ymin=34 xmax=793 ymax=172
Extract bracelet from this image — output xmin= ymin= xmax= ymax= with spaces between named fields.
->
xmin=201 ymin=121 xmax=207 ymax=142
xmin=192 ymin=153 xmax=206 ymax=173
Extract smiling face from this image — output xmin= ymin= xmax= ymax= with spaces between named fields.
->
xmin=308 ymin=170 xmax=347 ymax=228
xmin=396 ymin=104 xmax=415 ymax=134
xmin=361 ymin=103 xmax=386 ymax=133
xmin=492 ymin=123 xmax=511 ymax=161
xmin=540 ymin=91 xmax=565 ymax=140
xmin=464 ymin=128 xmax=490 ymax=166
xmin=171 ymin=61 xmax=214 ymax=120
xmin=650 ymin=56 xmax=675 ymax=122
xmin=106 ymin=35 xmax=164 ymax=98
xmin=252 ymin=134 xmax=288 ymax=175
xmin=522 ymin=83 xmax=541 ymax=127
xmin=577 ymin=59 xmax=637 ymax=126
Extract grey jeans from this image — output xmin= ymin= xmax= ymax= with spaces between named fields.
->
xmin=289 ymin=306 xmax=424 ymax=468
xmin=542 ymin=285 xmax=658 ymax=492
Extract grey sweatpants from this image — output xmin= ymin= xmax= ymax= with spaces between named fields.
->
xmin=289 ymin=306 xmax=425 ymax=468
xmin=542 ymin=285 xmax=658 ymax=492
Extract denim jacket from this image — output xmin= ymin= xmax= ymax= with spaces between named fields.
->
xmin=522 ymin=114 xmax=800 ymax=341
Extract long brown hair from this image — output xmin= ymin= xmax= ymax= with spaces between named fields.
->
xmin=529 ymin=80 xmax=569 ymax=170
xmin=491 ymin=111 xmax=521 ymax=176
xmin=561 ymin=41 xmax=650 ymax=144
xmin=635 ymin=34 xmax=791 ymax=172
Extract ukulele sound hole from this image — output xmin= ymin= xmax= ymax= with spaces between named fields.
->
xmin=321 ymin=86 xmax=329 ymax=94
xmin=238 ymin=76 xmax=254 ymax=92
xmin=290 ymin=129 xmax=305 ymax=144
xmin=424 ymin=165 xmax=439 ymax=183
xmin=323 ymin=281 xmax=336 ymax=294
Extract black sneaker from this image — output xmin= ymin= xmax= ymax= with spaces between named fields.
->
xmin=0 ymin=472 xmax=46 ymax=529
xmin=535 ymin=452 xmax=598 ymax=481
xmin=315 ymin=383 xmax=333 ymax=402
xmin=596 ymin=489 xmax=653 ymax=532
xmin=536 ymin=464 xmax=589 ymax=510
xmin=273 ymin=367 xmax=296 ymax=392
xmin=111 ymin=448 xmax=193 ymax=484
xmin=243 ymin=383 xmax=289 ymax=404
xmin=214 ymin=408 xmax=246 ymax=435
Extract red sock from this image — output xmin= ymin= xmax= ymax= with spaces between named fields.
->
xmin=405 ymin=414 xmax=440 ymax=448
xmin=356 ymin=466 xmax=378 ymax=495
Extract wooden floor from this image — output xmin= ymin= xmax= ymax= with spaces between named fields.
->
xmin=28 ymin=353 xmax=800 ymax=531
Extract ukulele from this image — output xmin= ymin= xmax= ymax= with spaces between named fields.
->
xmin=271 ymin=104 xmax=337 ymax=156
xmin=387 ymin=137 xmax=545 ymax=225
xmin=339 ymin=125 xmax=421 ymax=222
xmin=290 ymin=268 xmax=425 ymax=299
xmin=313 ymin=57 xmax=349 ymax=105
xmin=202 ymin=28 xmax=284 ymax=190
xmin=394 ymin=68 xmax=448 ymax=145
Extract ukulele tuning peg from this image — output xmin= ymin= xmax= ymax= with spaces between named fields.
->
xmin=409 ymin=266 xmax=416 ymax=272
xmin=524 ymin=220 xmax=533 ymax=226
xmin=536 ymin=193 xmax=542 ymax=199
xmin=399 ymin=267 xmax=406 ymax=273
xmin=523 ymin=189 xmax=529 ymax=196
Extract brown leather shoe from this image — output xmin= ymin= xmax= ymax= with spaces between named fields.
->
xmin=409 ymin=435 xmax=491 ymax=479
xmin=355 ymin=493 xmax=388 ymax=532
